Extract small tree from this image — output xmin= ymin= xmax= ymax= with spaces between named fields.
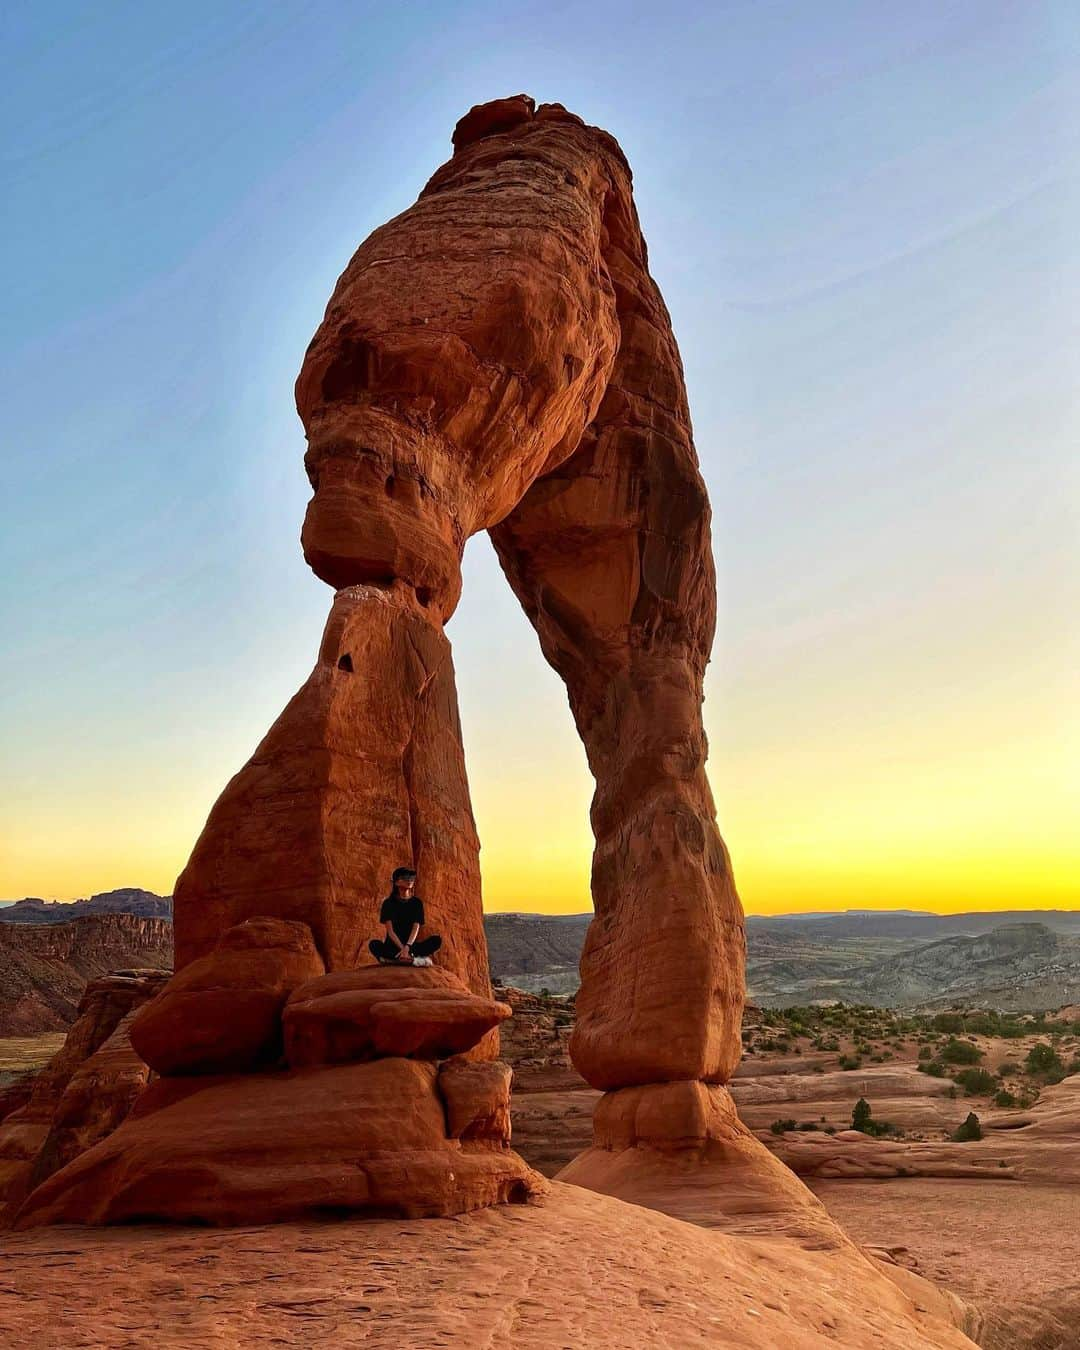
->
xmin=952 ymin=1111 xmax=982 ymax=1142
xmin=852 ymin=1097 xmax=873 ymax=1133
xmin=1025 ymin=1043 xmax=1063 ymax=1076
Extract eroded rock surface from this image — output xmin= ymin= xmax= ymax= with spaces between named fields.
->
xmin=0 ymin=970 xmax=168 ymax=1220
xmin=18 ymin=960 xmax=539 ymax=1227
xmin=0 ymin=1185 xmax=978 ymax=1350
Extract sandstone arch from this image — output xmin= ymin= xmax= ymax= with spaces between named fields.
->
xmin=172 ymin=93 xmax=744 ymax=1101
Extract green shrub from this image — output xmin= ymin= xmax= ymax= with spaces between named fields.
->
xmin=940 ymin=1038 xmax=983 ymax=1065
xmin=917 ymin=1045 xmax=933 ymax=1061
xmin=838 ymin=1054 xmax=862 ymax=1071
xmin=933 ymin=1013 xmax=964 ymax=1033
xmin=1025 ymin=1043 xmax=1064 ymax=1076
xmin=993 ymin=1089 xmax=1018 ymax=1108
xmin=770 ymin=1118 xmax=797 ymax=1135
xmin=953 ymin=1068 xmax=997 ymax=1095
xmin=951 ymin=1112 xmax=982 ymax=1142
xmin=923 ymin=1060 xmax=946 ymax=1078
xmin=852 ymin=1098 xmax=873 ymax=1132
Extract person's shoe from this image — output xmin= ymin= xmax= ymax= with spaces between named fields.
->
xmin=413 ymin=956 xmax=434 ymax=967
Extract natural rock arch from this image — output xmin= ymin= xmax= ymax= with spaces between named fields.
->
xmin=172 ymin=93 xmax=744 ymax=1109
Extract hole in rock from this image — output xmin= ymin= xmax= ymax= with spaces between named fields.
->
xmin=416 ymin=587 xmax=432 ymax=608
xmin=321 ymin=336 xmax=376 ymax=402
xmin=385 ymin=474 xmax=396 ymax=497
xmin=338 ymin=653 xmax=354 ymax=673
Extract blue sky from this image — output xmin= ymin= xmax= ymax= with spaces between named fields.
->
xmin=1 ymin=1 xmax=1077 ymax=910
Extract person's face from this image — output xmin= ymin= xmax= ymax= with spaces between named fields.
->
xmin=396 ymin=876 xmax=416 ymax=897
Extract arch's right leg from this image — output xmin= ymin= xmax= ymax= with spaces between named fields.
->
xmin=489 ymin=209 xmax=745 ymax=1092
xmin=491 ymin=208 xmax=843 ymax=1245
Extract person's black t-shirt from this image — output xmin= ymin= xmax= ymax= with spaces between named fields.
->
xmin=379 ymin=894 xmax=424 ymax=945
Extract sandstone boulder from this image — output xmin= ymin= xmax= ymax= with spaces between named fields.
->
xmin=16 ymin=1058 xmax=542 ymax=1227
xmin=130 ymin=917 xmax=323 ymax=1076
xmin=438 ymin=1058 xmax=513 ymax=1142
xmin=283 ymin=966 xmax=510 ymax=1066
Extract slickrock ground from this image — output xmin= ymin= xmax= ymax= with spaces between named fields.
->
xmin=500 ymin=989 xmax=1080 ymax=1347
xmin=818 ymin=1180 xmax=1080 ymax=1350
xmin=0 ymin=1184 xmax=975 ymax=1349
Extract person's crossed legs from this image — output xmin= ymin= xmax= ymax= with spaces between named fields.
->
xmin=368 ymin=934 xmax=442 ymax=964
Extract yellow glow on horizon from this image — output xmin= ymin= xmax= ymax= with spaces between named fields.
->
xmin=2 ymin=647 xmax=1075 ymax=919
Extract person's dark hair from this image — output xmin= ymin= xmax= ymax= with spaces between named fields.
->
xmin=391 ymin=866 xmax=417 ymax=883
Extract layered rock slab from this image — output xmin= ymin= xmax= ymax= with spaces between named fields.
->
xmin=16 ymin=1058 xmax=539 ymax=1227
xmin=772 ymin=1073 xmax=1080 ymax=1183
xmin=283 ymin=966 xmax=510 ymax=1065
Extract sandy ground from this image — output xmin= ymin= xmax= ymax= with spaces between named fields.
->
xmin=813 ymin=1179 xmax=1080 ymax=1350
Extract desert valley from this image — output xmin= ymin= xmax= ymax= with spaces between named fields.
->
xmin=2 ymin=891 xmax=1079 ymax=1346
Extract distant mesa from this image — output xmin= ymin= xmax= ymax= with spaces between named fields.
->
xmin=0 ymin=890 xmax=173 ymax=924
xmin=486 ymin=911 xmax=1080 ymax=1011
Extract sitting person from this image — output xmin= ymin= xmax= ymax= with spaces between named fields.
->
xmin=368 ymin=866 xmax=443 ymax=966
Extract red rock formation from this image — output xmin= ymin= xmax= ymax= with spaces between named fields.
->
xmin=438 ymin=1058 xmax=514 ymax=1142
xmin=283 ymin=966 xmax=510 ymax=1066
xmin=558 ymin=1080 xmax=847 ymax=1248
xmin=25 ymin=95 xmax=745 ymax=1226
xmin=173 ymin=92 xmax=743 ymax=1106
xmin=0 ymin=971 xmax=167 ymax=1220
xmin=173 ymin=584 xmax=492 ymax=1020
xmin=130 ymin=917 xmax=324 ymax=1075
xmin=17 ymin=966 xmax=540 ymax=1228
